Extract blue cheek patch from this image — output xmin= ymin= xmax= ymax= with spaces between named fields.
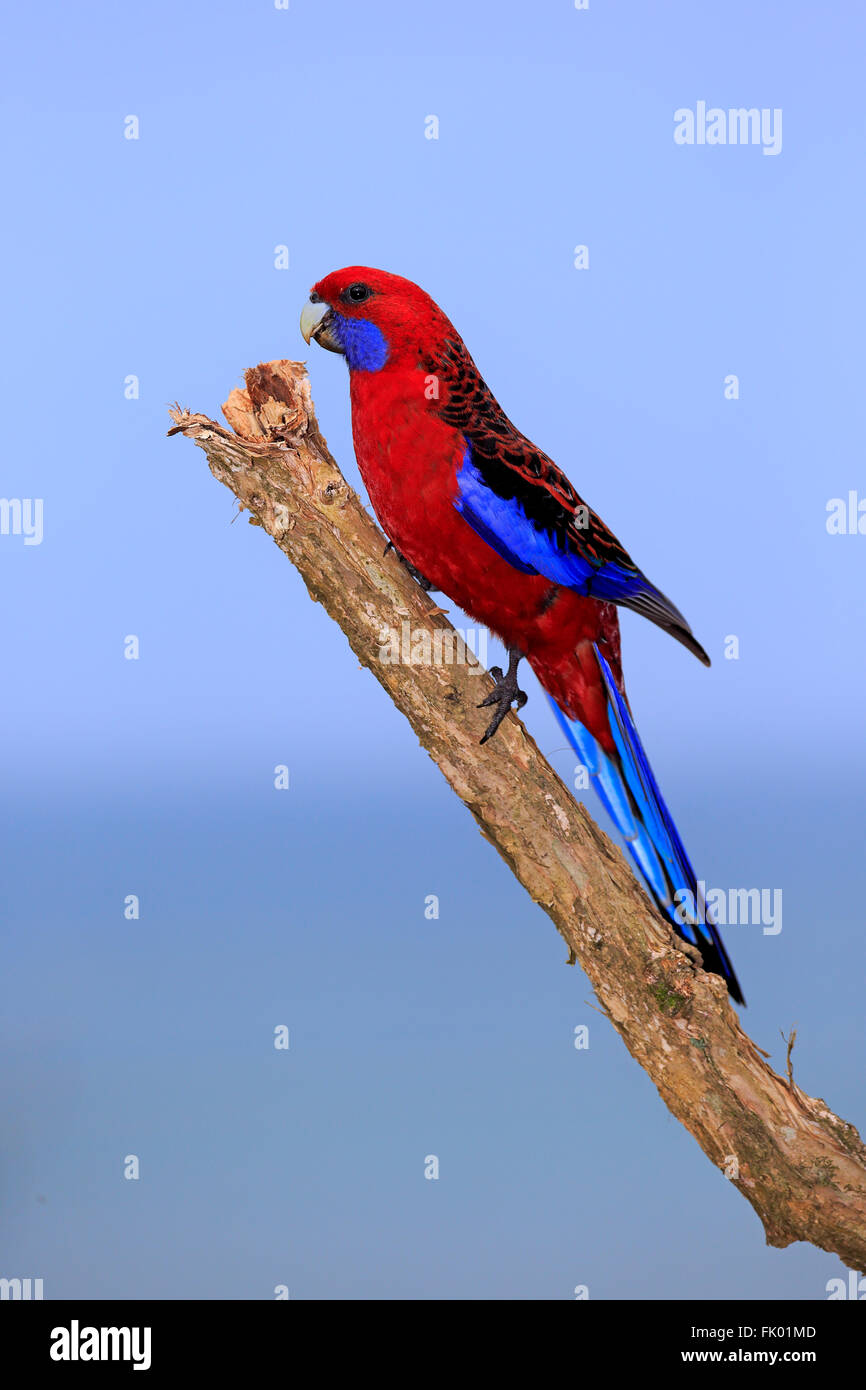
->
xmin=331 ymin=313 xmax=389 ymax=372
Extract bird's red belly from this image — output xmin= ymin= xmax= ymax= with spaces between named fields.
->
xmin=353 ymin=407 xmax=543 ymax=635
xmin=350 ymin=386 xmax=621 ymax=748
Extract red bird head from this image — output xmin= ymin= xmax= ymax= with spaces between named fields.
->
xmin=300 ymin=266 xmax=453 ymax=373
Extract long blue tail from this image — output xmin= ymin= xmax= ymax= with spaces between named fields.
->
xmin=548 ymin=645 xmax=744 ymax=1005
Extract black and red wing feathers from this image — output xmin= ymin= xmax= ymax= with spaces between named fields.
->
xmin=421 ymin=332 xmax=710 ymax=666
xmin=422 ymin=333 xmax=638 ymax=574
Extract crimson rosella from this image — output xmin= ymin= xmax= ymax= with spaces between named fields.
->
xmin=300 ymin=267 xmax=744 ymax=1004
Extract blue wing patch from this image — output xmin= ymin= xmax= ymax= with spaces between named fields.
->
xmin=454 ymin=443 xmax=644 ymax=600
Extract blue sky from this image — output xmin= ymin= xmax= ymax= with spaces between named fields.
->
xmin=2 ymin=0 xmax=864 ymax=1298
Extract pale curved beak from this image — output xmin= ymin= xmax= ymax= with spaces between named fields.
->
xmin=300 ymin=297 xmax=344 ymax=354
xmin=300 ymin=298 xmax=329 ymax=345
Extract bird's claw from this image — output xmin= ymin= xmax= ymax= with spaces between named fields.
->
xmin=478 ymin=655 xmax=528 ymax=744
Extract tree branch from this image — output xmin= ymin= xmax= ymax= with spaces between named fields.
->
xmin=169 ymin=360 xmax=866 ymax=1268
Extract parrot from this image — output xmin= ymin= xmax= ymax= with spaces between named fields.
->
xmin=300 ymin=267 xmax=744 ymax=1005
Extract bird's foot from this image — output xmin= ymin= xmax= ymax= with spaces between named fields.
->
xmin=383 ymin=541 xmax=434 ymax=592
xmin=478 ymin=647 xmax=527 ymax=744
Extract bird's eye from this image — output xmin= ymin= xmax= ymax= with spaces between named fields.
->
xmin=344 ymin=282 xmax=372 ymax=304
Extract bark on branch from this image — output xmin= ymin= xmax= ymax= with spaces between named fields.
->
xmin=169 ymin=360 xmax=866 ymax=1269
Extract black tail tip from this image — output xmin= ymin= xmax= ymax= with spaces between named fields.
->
xmin=700 ymin=944 xmax=745 ymax=1006
xmin=679 ymin=627 xmax=711 ymax=667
